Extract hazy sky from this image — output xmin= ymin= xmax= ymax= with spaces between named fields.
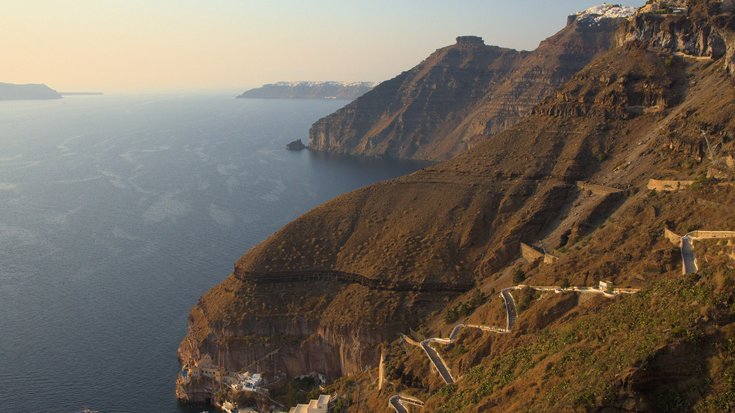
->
xmin=2 ymin=0 xmax=645 ymax=93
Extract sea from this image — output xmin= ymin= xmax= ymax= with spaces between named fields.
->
xmin=0 ymin=95 xmax=426 ymax=412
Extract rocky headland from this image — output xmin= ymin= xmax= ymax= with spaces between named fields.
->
xmin=308 ymin=8 xmax=632 ymax=161
xmin=179 ymin=1 xmax=735 ymax=410
xmin=0 ymin=82 xmax=62 ymax=100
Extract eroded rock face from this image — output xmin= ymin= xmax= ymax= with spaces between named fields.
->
xmin=620 ymin=0 xmax=735 ymax=74
xmin=308 ymin=17 xmax=623 ymax=161
xmin=308 ymin=36 xmax=527 ymax=161
xmin=178 ymin=1 xmax=735 ymax=405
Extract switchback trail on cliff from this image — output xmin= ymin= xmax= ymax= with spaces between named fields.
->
xmin=402 ymin=284 xmax=639 ymax=386
xmin=664 ymin=230 xmax=735 ymax=274
xmin=389 ymin=394 xmax=425 ymax=413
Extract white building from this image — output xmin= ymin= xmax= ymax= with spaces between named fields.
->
xmin=288 ymin=394 xmax=331 ymax=413
xmin=598 ymin=280 xmax=614 ymax=293
xmin=231 ymin=371 xmax=264 ymax=391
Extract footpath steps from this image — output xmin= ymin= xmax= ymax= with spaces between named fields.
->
xmin=389 ymin=395 xmax=424 ymax=413
xmin=402 ymin=285 xmax=637 ymax=386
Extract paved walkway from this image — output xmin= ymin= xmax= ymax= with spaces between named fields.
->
xmin=681 ymin=235 xmax=698 ymax=274
xmin=403 ymin=285 xmax=638 ymax=385
xmin=389 ymin=395 xmax=424 ymax=413
xmin=667 ymin=230 xmax=735 ymax=275
xmin=501 ymin=288 xmax=517 ymax=331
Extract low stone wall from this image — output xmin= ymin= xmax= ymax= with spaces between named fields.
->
xmin=543 ymin=254 xmax=559 ymax=264
xmin=664 ymin=228 xmax=683 ymax=245
xmin=647 ymin=179 xmax=694 ymax=192
xmin=576 ymin=181 xmax=623 ymax=196
xmin=520 ymin=242 xmax=558 ymax=264
xmin=520 ymin=242 xmax=545 ymax=262
xmin=689 ymin=230 xmax=735 ymax=240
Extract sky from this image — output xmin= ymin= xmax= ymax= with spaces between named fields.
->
xmin=2 ymin=0 xmax=645 ymax=94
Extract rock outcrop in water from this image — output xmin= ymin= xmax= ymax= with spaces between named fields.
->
xmin=286 ymin=139 xmax=307 ymax=151
xmin=0 ymin=82 xmax=61 ymax=100
xmin=180 ymin=1 xmax=735 ymax=410
xmin=308 ymin=13 xmax=628 ymax=161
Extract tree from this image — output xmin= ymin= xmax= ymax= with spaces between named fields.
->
xmin=513 ymin=268 xmax=526 ymax=284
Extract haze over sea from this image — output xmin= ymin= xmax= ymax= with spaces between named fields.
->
xmin=0 ymin=95 xmax=425 ymax=412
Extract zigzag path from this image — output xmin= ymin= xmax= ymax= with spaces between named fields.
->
xmin=389 ymin=285 xmax=638 ymax=411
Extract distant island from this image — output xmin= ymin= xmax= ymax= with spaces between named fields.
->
xmin=59 ymin=92 xmax=104 ymax=96
xmin=0 ymin=82 xmax=62 ymax=100
xmin=237 ymin=81 xmax=375 ymax=100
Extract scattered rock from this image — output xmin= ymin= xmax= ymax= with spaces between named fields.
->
xmin=286 ymin=139 xmax=307 ymax=151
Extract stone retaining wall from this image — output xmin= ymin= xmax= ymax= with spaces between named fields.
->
xmin=520 ymin=242 xmax=545 ymax=262
xmin=665 ymin=228 xmax=683 ymax=245
xmin=689 ymin=230 xmax=735 ymax=240
xmin=647 ymin=179 xmax=694 ymax=192
xmin=520 ymin=242 xmax=558 ymax=264
xmin=576 ymin=181 xmax=623 ymax=196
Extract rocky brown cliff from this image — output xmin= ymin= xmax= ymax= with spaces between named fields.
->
xmin=179 ymin=1 xmax=735 ymax=409
xmin=308 ymin=16 xmax=624 ymax=161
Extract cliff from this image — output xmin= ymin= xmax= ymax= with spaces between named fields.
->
xmin=237 ymin=81 xmax=374 ymax=100
xmin=308 ymin=11 xmax=627 ymax=161
xmin=0 ymin=82 xmax=61 ymax=100
xmin=179 ymin=1 xmax=735 ymax=409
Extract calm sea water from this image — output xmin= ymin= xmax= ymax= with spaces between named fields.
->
xmin=0 ymin=95 xmax=425 ymax=413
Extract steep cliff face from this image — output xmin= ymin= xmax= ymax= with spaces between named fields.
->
xmin=179 ymin=1 xmax=735 ymax=409
xmin=309 ymin=36 xmax=527 ymax=160
xmin=621 ymin=0 xmax=735 ymax=74
xmin=455 ymin=15 xmax=626 ymax=148
xmin=308 ymin=15 xmax=624 ymax=161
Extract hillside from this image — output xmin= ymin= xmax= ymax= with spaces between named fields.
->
xmin=237 ymin=81 xmax=374 ymax=100
xmin=0 ymin=82 xmax=61 ymax=100
xmin=178 ymin=1 xmax=735 ymax=410
xmin=308 ymin=5 xmax=632 ymax=161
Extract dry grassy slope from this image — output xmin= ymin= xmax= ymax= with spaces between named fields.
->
xmin=355 ymin=184 xmax=735 ymax=410
xmin=340 ymin=263 xmax=735 ymax=412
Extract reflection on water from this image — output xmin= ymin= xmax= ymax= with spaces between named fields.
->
xmin=0 ymin=95 xmax=426 ymax=412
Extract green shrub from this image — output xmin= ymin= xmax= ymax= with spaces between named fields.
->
xmin=513 ymin=268 xmax=526 ymax=284
xmin=444 ymin=290 xmax=488 ymax=324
